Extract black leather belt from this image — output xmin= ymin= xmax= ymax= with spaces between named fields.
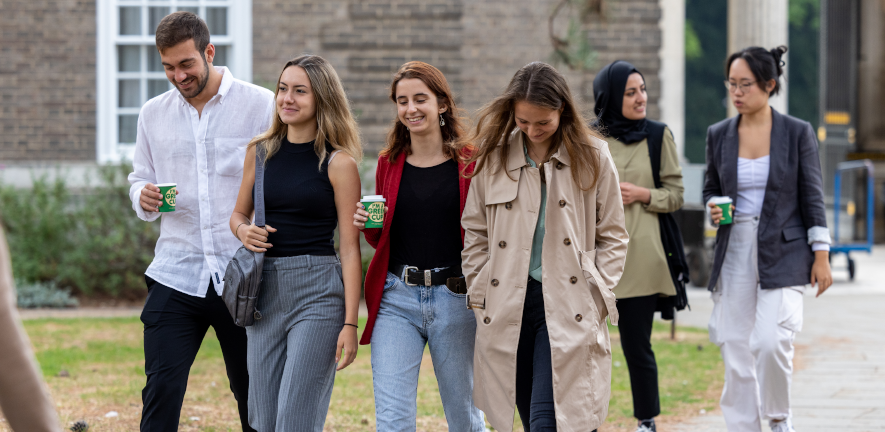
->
xmin=391 ymin=264 xmax=467 ymax=294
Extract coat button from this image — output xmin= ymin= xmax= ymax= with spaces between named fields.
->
xmin=491 ymin=279 xmax=499 ymax=287
xmin=556 ymin=162 xmax=564 ymax=170
xmin=504 ymin=202 xmax=512 ymax=210
xmin=563 ymin=238 xmax=571 ymax=246
xmin=575 ymin=314 xmax=583 ymax=322
xmin=559 ymin=199 xmax=566 ymax=207
xmin=483 ymin=317 xmax=491 ymax=324
xmin=570 ymin=276 xmax=578 ymax=284
xmin=499 ymin=241 xmax=507 ymax=248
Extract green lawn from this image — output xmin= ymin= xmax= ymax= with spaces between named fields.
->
xmin=15 ymin=317 xmax=723 ymax=432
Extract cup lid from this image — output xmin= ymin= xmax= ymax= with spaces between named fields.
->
xmin=361 ymin=195 xmax=386 ymax=202
xmin=710 ymin=196 xmax=733 ymax=204
xmin=155 ymin=183 xmax=177 ymax=187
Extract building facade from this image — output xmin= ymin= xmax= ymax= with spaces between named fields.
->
xmin=2 ymin=0 xmax=673 ymax=166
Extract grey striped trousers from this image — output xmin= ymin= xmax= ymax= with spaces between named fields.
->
xmin=245 ymin=255 xmax=345 ymax=432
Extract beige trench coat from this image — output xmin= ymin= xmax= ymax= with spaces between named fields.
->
xmin=461 ymin=131 xmax=629 ymax=432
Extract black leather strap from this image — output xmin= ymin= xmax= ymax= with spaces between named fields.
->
xmin=391 ymin=265 xmax=464 ymax=291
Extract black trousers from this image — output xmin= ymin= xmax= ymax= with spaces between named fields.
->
xmin=140 ymin=276 xmax=256 ymax=432
xmin=514 ymin=278 xmax=597 ymax=432
xmin=516 ymin=278 xmax=556 ymax=432
xmin=616 ymin=293 xmax=661 ymax=420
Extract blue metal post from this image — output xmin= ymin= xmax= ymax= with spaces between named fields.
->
xmin=834 ymin=170 xmax=841 ymax=245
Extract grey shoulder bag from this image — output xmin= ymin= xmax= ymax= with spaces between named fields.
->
xmin=222 ymin=146 xmax=266 ymax=327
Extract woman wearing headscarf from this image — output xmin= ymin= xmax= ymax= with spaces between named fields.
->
xmin=592 ymin=60 xmax=684 ymax=432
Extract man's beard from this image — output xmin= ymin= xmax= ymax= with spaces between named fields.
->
xmin=174 ymin=57 xmax=211 ymax=99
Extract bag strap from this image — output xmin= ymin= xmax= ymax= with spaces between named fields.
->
xmin=254 ymin=145 xmax=266 ymax=227
xmin=646 ymin=119 xmax=667 ymax=188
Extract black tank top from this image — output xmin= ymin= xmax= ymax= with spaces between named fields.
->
xmin=388 ymin=159 xmax=462 ymax=272
xmin=258 ymin=138 xmax=338 ymax=257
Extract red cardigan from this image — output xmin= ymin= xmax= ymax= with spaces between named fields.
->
xmin=360 ymin=154 xmax=474 ymax=345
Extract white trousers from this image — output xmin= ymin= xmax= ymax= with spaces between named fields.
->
xmin=709 ymin=215 xmax=806 ymax=432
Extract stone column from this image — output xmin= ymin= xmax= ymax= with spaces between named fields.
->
xmin=727 ymin=0 xmax=789 ymax=116
xmin=659 ymin=0 xmax=686 ymax=161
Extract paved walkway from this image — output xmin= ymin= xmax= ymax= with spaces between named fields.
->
xmin=673 ymin=246 xmax=885 ymax=432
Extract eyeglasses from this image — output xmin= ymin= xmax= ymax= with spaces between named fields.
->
xmin=724 ymin=80 xmax=757 ymax=94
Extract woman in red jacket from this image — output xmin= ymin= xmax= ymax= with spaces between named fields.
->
xmin=353 ymin=61 xmax=484 ymax=431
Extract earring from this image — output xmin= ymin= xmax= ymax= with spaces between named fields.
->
xmin=440 ymin=116 xmax=445 ymax=127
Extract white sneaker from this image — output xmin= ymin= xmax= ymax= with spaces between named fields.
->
xmin=770 ymin=418 xmax=795 ymax=432
xmin=635 ymin=426 xmax=655 ymax=432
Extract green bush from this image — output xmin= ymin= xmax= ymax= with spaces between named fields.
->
xmin=15 ymin=279 xmax=79 ymax=308
xmin=0 ymin=165 xmax=159 ymax=298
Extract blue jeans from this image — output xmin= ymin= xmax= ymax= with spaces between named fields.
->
xmin=370 ymin=271 xmax=485 ymax=431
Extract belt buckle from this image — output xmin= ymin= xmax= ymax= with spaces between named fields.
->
xmin=424 ymin=270 xmax=432 ymax=287
xmin=401 ymin=266 xmax=419 ymax=286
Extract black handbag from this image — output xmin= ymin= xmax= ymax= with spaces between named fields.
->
xmin=646 ymin=120 xmax=690 ymax=320
xmin=222 ymin=145 xmax=266 ymax=327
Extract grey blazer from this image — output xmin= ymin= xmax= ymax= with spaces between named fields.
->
xmin=703 ymin=108 xmax=828 ymax=291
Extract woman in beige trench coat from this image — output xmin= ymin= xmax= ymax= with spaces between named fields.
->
xmin=462 ymin=62 xmax=629 ymax=432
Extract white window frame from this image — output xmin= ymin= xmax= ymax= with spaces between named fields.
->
xmin=96 ymin=0 xmax=252 ymax=163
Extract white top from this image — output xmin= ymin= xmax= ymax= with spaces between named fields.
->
xmin=734 ymin=154 xmax=830 ymax=252
xmin=736 ymin=155 xmax=770 ymax=217
xmin=128 ymin=67 xmax=275 ymax=297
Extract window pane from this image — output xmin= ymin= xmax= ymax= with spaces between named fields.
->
xmin=148 ymin=79 xmax=170 ymax=99
xmin=119 ymin=115 xmax=138 ymax=144
xmin=177 ymin=6 xmax=199 ymax=15
xmin=148 ymin=7 xmax=170 ymax=35
xmin=118 ymin=46 xmax=141 ymax=72
xmin=206 ymin=7 xmax=228 ymax=35
xmin=119 ymin=79 xmax=141 ymax=108
xmin=213 ymin=45 xmax=228 ymax=67
xmin=147 ymin=46 xmax=163 ymax=72
xmin=119 ymin=7 xmax=141 ymax=35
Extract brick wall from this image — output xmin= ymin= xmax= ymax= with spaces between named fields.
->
xmin=0 ymin=0 xmax=97 ymax=162
xmin=0 ymin=0 xmax=662 ymax=162
xmin=253 ymin=0 xmax=664 ymax=152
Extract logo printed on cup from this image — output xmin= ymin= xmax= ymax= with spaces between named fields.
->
xmin=366 ymin=202 xmax=384 ymax=223
xmin=165 ymin=189 xmax=176 ymax=207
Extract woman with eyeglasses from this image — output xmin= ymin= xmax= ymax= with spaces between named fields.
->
xmin=703 ymin=45 xmax=832 ymax=432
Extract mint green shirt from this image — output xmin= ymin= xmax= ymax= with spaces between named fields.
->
xmin=525 ymin=145 xmax=546 ymax=282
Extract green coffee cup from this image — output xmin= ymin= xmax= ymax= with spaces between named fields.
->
xmin=710 ymin=196 xmax=733 ymax=225
xmin=361 ymin=195 xmax=386 ymax=228
xmin=156 ymin=183 xmax=177 ymax=213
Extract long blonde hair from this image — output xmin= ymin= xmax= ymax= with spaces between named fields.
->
xmin=465 ymin=62 xmax=601 ymax=190
xmin=249 ymin=55 xmax=362 ymax=168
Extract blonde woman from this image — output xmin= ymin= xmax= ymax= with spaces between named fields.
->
xmin=462 ymin=62 xmax=628 ymax=432
xmin=229 ymin=55 xmax=363 ymax=431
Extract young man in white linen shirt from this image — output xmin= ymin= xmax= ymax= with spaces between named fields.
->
xmin=127 ymin=12 xmax=273 ymax=432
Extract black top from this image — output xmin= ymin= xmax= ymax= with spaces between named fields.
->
xmin=259 ymin=138 xmax=337 ymax=257
xmin=388 ymin=159 xmax=462 ymax=273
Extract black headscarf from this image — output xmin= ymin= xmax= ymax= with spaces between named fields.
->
xmin=592 ymin=60 xmax=649 ymax=144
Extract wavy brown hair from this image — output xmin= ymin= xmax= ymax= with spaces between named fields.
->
xmin=249 ymin=55 xmax=362 ymax=168
xmin=465 ymin=62 xmax=601 ymax=190
xmin=379 ymin=61 xmax=469 ymax=163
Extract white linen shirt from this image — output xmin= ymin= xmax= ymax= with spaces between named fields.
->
xmin=128 ymin=66 xmax=275 ymax=297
